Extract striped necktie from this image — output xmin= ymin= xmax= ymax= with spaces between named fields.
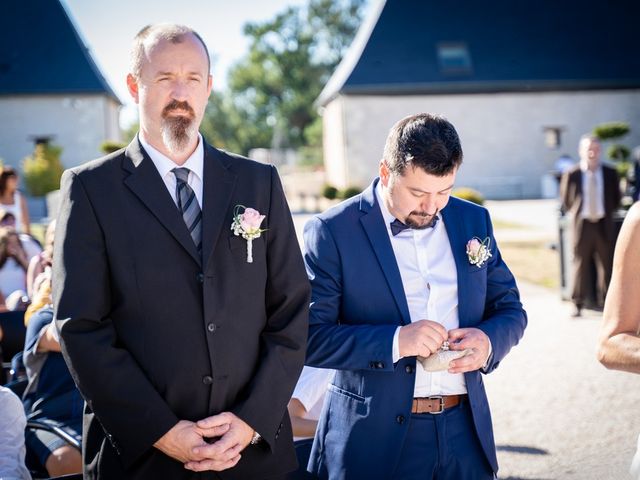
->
xmin=172 ymin=168 xmax=202 ymax=254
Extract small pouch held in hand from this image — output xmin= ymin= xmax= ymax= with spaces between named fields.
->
xmin=417 ymin=348 xmax=473 ymax=372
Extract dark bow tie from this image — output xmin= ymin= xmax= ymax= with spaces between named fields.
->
xmin=390 ymin=216 xmax=439 ymax=236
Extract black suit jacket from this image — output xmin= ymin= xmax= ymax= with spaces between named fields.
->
xmin=53 ymin=138 xmax=310 ymax=479
xmin=560 ymin=164 xmax=620 ymax=243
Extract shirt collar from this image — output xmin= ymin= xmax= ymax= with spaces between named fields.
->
xmin=139 ymin=133 xmax=204 ymax=183
xmin=580 ymin=161 xmax=601 ymax=175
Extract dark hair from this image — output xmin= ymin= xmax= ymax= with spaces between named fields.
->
xmin=0 ymin=167 xmax=18 ymax=196
xmin=383 ymin=113 xmax=463 ymax=177
xmin=0 ymin=226 xmax=22 ymax=268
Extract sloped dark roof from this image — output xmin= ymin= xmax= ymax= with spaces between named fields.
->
xmin=0 ymin=0 xmax=120 ymax=102
xmin=319 ymin=0 xmax=640 ymax=105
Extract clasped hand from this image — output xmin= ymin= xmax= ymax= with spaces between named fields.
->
xmin=398 ymin=320 xmax=490 ymax=373
xmin=154 ymin=412 xmax=254 ymax=472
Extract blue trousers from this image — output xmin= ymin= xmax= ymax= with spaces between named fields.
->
xmin=392 ymin=400 xmax=495 ymax=480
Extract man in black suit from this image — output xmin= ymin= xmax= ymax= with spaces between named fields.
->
xmin=560 ymin=134 xmax=620 ymax=317
xmin=53 ymin=24 xmax=309 ymax=479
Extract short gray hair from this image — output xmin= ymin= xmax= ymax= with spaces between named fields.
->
xmin=580 ymin=133 xmax=600 ymax=144
xmin=129 ymin=23 xmax=210 ymax=80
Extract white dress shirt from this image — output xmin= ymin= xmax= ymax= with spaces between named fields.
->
xmin=579 ymin=162 xmax=605 ymax=221
xmin=0 ymin=386 xmax=31 ymax=480
xmin=291 ymin=366 xmax=335 ymax=441
xmin=375 ymin=183 xmax=467 ymax=396
xmin=139 ymin=133 xmax=204 ymax=209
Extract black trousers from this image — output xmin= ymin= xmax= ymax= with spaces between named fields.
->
xmin=571 ymin=219 xmax=613 ymax=307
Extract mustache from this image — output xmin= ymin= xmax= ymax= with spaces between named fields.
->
xmin=409 ymin=210 xmax=437 ymax=218
xmin=162 ymin=100 xmax=195 ymax=118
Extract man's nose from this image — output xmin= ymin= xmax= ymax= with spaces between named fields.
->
xmin=421 ymin=196 xmax=437 ymax=214
xmin=171 ymin=80 xmax=189 ymax=101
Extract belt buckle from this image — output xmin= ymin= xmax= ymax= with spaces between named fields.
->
xmin=428 ymin=395 xmax=445 ymax=414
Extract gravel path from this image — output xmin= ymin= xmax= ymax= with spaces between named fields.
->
xmin=487 ymin=281 xmax=640 ymax=480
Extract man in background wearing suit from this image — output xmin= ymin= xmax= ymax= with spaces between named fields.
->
xmin=54 ymin=24 xmax=309 ymax=479
xmin=561 ymin=134 xmax=620 ymax=317
xmin=303 ymin=113 xmax=527 ymax=479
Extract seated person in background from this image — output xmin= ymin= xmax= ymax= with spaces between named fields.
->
xmin=22 ymin=277 xmax=82 ymax=477
xmin=0 ymin=210 xmax=42 ymax=259
xmin=0 ymin=226 xmax=40 ymax=311
xmin=0 ymin=385 xmax=31 ymax=479
xmin=286 ymin=366 xmax=334 ymax=480
xmin=0 ymin=167 xmax=31 ymax=235
xmin=26 ymin=220 xmax=55 ymax=300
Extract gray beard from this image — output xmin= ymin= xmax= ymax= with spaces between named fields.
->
xmin=161 ymin=116 xmax=198 ymax=157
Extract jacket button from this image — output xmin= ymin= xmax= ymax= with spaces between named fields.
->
xmin=207 ymin=323 xmax=217 ymax=332
xmin=396 ymin=415 xmax=405 ymax=424
xmin=202 ymin=375 xmax=213 ymax=385
xmin=197 ymin=273 xmax=205 ymax=283
xmin=376 ymin=362 xmax=385 ymax=369
xmin=405 ymin=365 xmax=414 ymax=374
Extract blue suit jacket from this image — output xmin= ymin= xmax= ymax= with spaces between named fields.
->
xmin=303 ymin=179 xmax=527 ymax=479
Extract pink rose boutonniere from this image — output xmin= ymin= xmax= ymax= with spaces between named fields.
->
xmin=231 ymin=205 xmax=266 ymax=263
xmin=466 ymin=236 xmax=492 ymax=268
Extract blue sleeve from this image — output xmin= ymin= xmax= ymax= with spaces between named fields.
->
xmin=476 ymin=209 xmax=528 ymax=373
xmin=24 ymin=308 xmax=54 ymax=353
xmin=303 ymin=216 xmax=397 ymax=372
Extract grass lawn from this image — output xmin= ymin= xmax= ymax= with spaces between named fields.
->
xmin=498 ymin=240 xmax=560 ymax=290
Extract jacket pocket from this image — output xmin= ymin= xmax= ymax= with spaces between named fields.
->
xmin=328 ymin=384 xmax=365 ymax=403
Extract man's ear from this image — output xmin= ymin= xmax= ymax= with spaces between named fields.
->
xmin=207 ymin=75 xmax=213 ymax=96
xmin=127 ymin=74 xmax=140 ymax=104
xmin=379 ymin=161 xmax=390 ymax=187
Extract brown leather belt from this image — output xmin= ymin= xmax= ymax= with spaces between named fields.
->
xmin=411 ymin=395 xmax=467 ymax=414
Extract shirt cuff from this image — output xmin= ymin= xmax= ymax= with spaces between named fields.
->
xmin=481 ymin=339 xmax=493 ymax=371
xmin=392 ymin=326 xmax=401 ymax=363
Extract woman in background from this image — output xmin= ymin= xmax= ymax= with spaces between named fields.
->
xmin=0 ymin=167 xmax=30 ymax=235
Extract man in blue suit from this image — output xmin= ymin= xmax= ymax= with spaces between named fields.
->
xmin=303 ymin=113 xmax=527 ymax=479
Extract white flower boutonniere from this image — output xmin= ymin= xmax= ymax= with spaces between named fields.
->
xmin=231 ymin=205 xmax=266 ymax=263
xmin=466 ymin=236 xmax=492 ymax=268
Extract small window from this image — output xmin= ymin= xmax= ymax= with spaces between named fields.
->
xmin=543 ymin=126 xmax=565 ymax=150
xmin=437 ymin=42 xmax=472 ymax=75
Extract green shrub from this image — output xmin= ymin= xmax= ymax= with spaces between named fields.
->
xmin=322 ymin=184 xmax=339 ymax=200
xmin=593 ymin=122 xmax=630 ymax=141
xmin=452 ymin=187 xmax=485 ymax=205
xmin=100 ymin=140 xmax=127 ymax=154
xmin=340 ymin=186 xmax=362 ymax=199
xmin=607 ymin=144 xmax=631 ymax=162
xmin=22 ymin=144 xmax=64 ymax=196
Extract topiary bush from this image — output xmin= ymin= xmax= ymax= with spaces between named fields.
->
xmin=452 ymin=187 xmax=485 ymax=205
xmin=593 ymin=122 xmax=630 ymax=141
xmin=100 ymin=140 xmax=128 ymax=154
xmin=340 ymin=186 xmax=362 ymax=199
xmin=322 ymin=184 xmax=339 ymax=200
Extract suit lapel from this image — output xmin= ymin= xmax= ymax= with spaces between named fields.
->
xmin=441 ymin=199 xmax=472 ymax=327
xmin=122 ymin=138 xmax=202 ymax=266
xmin=201 ymin=144 xmax=237 ymax=273
xmin=359 ymin=180 xmax=411 ymax=326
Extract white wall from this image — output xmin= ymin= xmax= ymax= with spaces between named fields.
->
xmin=323 ymin=89 xmax=640 ymax=198
xmin=322 ymin=97 xmax=348 ymax=188
xmin=0 ymin=94 xmax=121 ymax=170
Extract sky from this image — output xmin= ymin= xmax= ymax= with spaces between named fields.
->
xmin=61 ymin=0 xmax=309 ymax=127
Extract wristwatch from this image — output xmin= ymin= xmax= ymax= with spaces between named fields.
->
xmin=250 ymin=431 xmax=262 ymax=445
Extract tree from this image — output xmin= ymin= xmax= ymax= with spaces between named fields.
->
xmin=202 ymin=0 xmax=368 ymax=155
xmin=22 ymin=143 xmax=64 ymax=196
